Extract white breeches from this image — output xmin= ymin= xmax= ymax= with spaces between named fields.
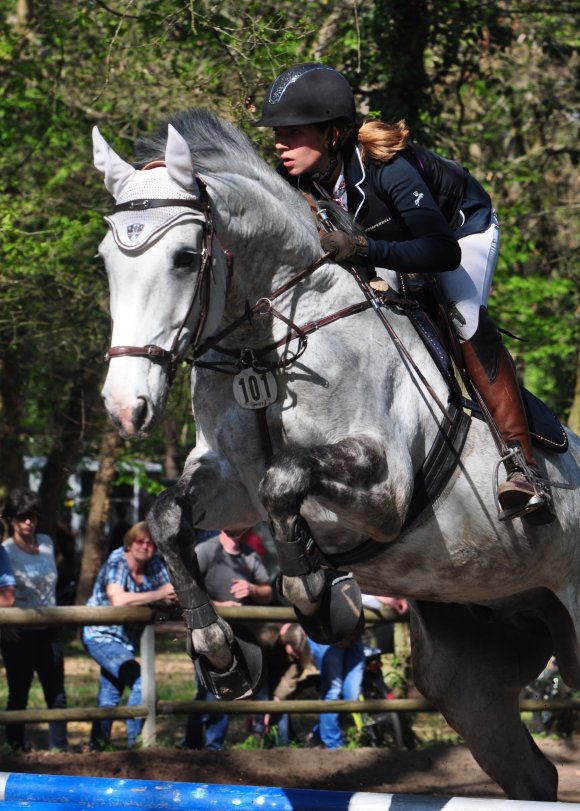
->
xmin=436 ymin=211 xmax=500 ymax=341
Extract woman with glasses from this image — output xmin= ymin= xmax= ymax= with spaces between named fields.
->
xmin=0 ymin=487 xmax=67 ymax=751
xmin=82 ymin=521 xmax=177 ymax=749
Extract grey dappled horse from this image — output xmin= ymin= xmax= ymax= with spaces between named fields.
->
xmin=93 ymin=109 xmax=580 ymax=800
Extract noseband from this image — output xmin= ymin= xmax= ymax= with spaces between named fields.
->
xmin=105 ymin=173 xmax=217 ymax=381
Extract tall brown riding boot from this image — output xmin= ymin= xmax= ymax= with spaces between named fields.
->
xmin=461 ymin=308 xmax=555 ymax=525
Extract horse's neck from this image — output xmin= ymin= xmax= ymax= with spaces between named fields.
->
xmin=211 ymin=181 xmax=326 ymax=345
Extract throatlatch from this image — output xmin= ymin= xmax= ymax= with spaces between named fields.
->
xmin=275 ymin=515 xmax=365 ymax=645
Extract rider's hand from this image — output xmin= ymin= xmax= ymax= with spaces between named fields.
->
xmin=320 ymin=230 xmax=368 ymax=263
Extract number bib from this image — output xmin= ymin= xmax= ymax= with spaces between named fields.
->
xmin=233 ymin=369 xmax=278 ymax=410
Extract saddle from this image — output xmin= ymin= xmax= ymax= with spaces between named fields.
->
xmin=396 ymin=273 xmax=568 ymax=455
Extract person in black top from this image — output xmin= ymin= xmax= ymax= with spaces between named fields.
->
xmin=255 ymin=62 xmax=553 ymax=526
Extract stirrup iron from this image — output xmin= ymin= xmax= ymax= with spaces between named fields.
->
xmin=493 ymin=446 xmax=551 ymax=522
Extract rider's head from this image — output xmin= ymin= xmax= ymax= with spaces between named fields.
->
xmin=255 ymin=63 xmax=356 ymax=181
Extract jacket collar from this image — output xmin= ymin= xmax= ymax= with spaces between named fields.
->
xmin=342 ymin=139 xmax=367 ymax=221
xmin=286 ymin=136 xmax=367 ymax=220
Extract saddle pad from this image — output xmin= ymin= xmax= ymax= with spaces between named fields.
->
xmin=523 ymin=387 xmax=569 ymax=453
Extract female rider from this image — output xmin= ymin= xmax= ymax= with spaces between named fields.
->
xmin=255 ymin=62 xmax=553 ymax=526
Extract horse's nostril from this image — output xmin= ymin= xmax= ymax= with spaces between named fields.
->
xmin=134 ymin=397 xmax=149 ymax=430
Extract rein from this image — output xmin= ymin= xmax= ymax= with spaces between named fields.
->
xmin=193 ymin=255 xmax=407 ymax=374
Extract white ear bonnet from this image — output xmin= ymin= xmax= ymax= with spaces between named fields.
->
xmin=92 ymin=125 xmax=203 ymax=251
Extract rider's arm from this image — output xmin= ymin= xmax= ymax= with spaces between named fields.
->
xmin=366 ymin=159 xmax=461 ymax=274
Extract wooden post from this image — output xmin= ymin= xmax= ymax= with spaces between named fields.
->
xmin=140 ymin=623 xmax=156 ymax=746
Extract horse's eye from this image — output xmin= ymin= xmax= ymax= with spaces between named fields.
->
xmin=174 ymin=250 xmax=198 ymax=269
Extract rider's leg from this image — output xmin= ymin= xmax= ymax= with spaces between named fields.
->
xmin=437 ymin=213 xmax=553 ymax=524
xmin=460 ymin=310 xmax=553 ymax=522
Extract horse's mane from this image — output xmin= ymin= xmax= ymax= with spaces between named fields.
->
xmin=135 ymin=108 xmax=277 ymax=185
xmin=135 ymin=109 xmax=351 ymax=254
xmin=134 ymin=108 xmax=316 ymax=237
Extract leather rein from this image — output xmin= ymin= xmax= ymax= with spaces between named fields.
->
xmin=104 ymin=176 xmax=421 ymax=384
xmin=103 ymin=170 xmax=456 ymax=434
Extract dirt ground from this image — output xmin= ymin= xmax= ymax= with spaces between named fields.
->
xmin=2 ymin=737 xmax=580 ymax=803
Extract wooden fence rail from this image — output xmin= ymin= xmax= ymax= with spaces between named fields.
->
xmin=0 ymin=606 xmax=574 ymax=746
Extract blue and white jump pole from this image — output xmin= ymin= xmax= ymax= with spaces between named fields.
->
xmin=1 ymin=773 xmax=578 ymax=811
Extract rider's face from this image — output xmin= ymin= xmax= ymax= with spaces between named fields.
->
xmin=273 ymin=125 xmax=330 ymax=176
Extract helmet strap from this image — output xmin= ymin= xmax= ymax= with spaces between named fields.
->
xmin=310 ymin=127 xmax=340 ymax=183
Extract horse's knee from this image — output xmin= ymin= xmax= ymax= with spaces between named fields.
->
xmin=259 ymin=454 xmax=313 ymax=515
xmin=146 ymin=487 xmax=180 ymax=540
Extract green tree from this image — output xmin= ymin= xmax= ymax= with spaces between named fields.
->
xmin=0 ymin=0 xmax=577 ymax=533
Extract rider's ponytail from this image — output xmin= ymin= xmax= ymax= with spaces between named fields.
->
xmin=358 ymin=118 xmax=410 ymax=164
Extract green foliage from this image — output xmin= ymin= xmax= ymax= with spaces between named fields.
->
xmin=0 ymin=0 xmax=577 ymax=499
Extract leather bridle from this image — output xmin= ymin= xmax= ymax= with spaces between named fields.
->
xmin=104 ymin=174 xmax=217 ymax=381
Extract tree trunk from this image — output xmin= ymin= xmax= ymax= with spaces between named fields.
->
xmin=75 ymin=421 xmax=121 ymax=606
xmin=38 ymin=370 xmax=101 ymax=541
xmin=567 ymin=348 xmax=580 ymax=435
xmin=0 ymin=349 xmax=27 ymax=495
xmin=162 ymin=415 xmax=181 ymax=481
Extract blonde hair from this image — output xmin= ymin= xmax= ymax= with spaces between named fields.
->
xmin=123 ymin=521 xmax=153 ymax=551
xmin=358 ymin=118 xmax=410 ymax=164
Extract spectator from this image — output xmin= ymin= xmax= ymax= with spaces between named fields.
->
xmin=0 ymin=540 xmax=15 ymax=607
xmin=239 ymin=526 xmax=268 ymax=563
xmin=182 ymin=529 xmax=273 ymax=749
xmin=0 ymin=488 xmax=67 ymax=752
xmin=82 ymin=521 xmax=176 ymax=749
xmin=361 ymin=594 xmax=409 ymax=654
xmin=308 ymin=594 xmax=409 ymax=749
xmin=257 ymin=622 xmax=312 ymax=745
xmin=307 ymin=634 xmax=365 ymax=750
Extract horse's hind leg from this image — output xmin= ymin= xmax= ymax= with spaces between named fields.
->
xmin=147 ymin=456 xmax=262 ymax=700
xmin=259 ymin=436 xmax=392 ymax=644
xmin=410 ymin=600 xmax=558 ymax=801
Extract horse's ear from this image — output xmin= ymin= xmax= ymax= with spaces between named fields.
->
xmin=165 ymin=124 xmax=197 ymax=192
xmin=92 ymin=126 xmax=135 ymax=199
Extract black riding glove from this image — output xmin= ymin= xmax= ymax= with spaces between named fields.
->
xmin=320 ymin=230 xmax=368 ymax=263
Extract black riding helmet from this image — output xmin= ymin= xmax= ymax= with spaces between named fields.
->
xmin=254 ymin=63 xmax=356 ymax=128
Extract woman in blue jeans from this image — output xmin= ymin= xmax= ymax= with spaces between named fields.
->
xmin=308 ymin=637 xmax=365 ymax=749
xmin=82 ymin=521 xmax=176 ymax=748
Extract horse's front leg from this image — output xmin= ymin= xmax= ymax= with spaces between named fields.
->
xmin=259 ymin=435 xmax=397 ymax=645
xmin=147 ymin=452 xmax=263 ymax=699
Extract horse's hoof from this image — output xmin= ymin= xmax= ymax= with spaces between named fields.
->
xmin=294 ymin=569 xmax=365 ymax=645
xmin=192 ymin=626 xmax=263 ymax=700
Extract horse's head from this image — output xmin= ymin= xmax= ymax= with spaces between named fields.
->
xmin=93 ymin=125 xmax=229 ymax=438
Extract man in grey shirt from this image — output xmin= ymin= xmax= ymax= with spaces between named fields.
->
xmin=182 ymin=529 xmax=272 ymax=749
